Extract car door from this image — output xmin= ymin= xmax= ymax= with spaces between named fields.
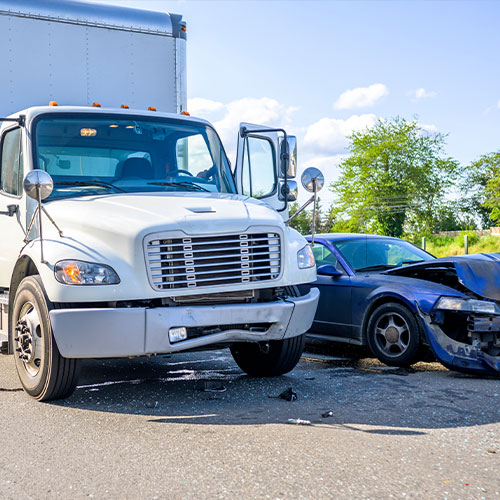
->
xmin=0 ymin=126 xmax=26 ymax=288
xmin=305 ymin=241 xmax=353 ymax=339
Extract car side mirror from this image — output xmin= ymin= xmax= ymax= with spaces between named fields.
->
xmin=317 ymin=264 xmax=342 ymax=277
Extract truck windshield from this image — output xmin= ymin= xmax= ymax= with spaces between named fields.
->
xmin=33 ymin=115 xmax=236 ymax=199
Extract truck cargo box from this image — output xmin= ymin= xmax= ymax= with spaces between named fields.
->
xmin=0 ymin=0 xmax=186 ymax=116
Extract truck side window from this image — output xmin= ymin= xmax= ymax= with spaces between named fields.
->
xmin=0 ymin=127 xmax=23 ymax=196
xmin=241 ymin=136 xmax=276 ymax=198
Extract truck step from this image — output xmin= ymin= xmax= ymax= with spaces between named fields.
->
xmin=0 ymin=292 xmax=9 ymax=354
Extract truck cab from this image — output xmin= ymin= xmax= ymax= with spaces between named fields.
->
xmin=0 ymin=1 xmax=319 ymax=401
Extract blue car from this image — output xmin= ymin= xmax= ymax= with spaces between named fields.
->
xmin=299 ymin=233 xmax=500 ymax=375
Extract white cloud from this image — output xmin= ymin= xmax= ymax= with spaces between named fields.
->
xmin=413 ymin=88 xmax=437 ymax=99
xmin=214 ymin=97 xmax=297 ymax=157
xmin=188 ymin=97 xmax=225 ymax=115
xmin=420 ymin=123 xmax=438 ymax=134
xmin=303 ymin=114 xmax=377 ymax=154
xmin=334 ymin=84 xmax=388 ymax=110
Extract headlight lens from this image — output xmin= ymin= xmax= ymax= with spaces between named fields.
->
xmin=55 ymin=260 xmax=120 ymax=285
xmin=435 ymin=296 xmax=499 ymax=315
xmin=297 ymin=244 xmax=315 ymax=269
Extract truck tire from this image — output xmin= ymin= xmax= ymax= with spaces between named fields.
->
xmin=11 ymin=276 xmax=80 ymax=401
xmin=230 ymin=334 xmax=306 ymax=377
xmin=230 ymin=286 xmax=305 ymax=376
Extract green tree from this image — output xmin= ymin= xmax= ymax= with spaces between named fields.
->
xmin=330 ymin=117 xmax=460 ymax=237
xmin=462 ymin=151 xmax=500 ymax=228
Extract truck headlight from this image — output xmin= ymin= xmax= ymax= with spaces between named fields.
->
xmin=297 ymin=245 xmax=315 ymax=269
xmin=435 ymin=297 xmax=500 ymax=315
xmin=55 ymin=260 xmax=120 ymax=285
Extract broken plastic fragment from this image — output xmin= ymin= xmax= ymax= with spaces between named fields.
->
xmin=321 ymin=411 xmax=334 ymax=418
xmin=287 ymin=418 xmax=312 ymax=426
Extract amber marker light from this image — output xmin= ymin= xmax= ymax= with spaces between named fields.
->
xmin=92 ymin=102 xmax=101 ymax=107
xmin=109 ymin=124 xmax=119 ymax=128
xmin=62 ymin=263 xmax=81 ymax=284
xmin=121 ymin=104 xmax=129 ymax=109
xmin=49 ymin=101 xmax=58 ymax=106
xmin=181 ymin=111 xmax=190 ymax=116
xmin=148 ymin=106 xmax=157 ymax=111
xmin=80 ymin=128 xmax=97 ymax=137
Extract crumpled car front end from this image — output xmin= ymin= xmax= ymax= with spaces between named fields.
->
xmin=389 ymin=253 xmax=500 ymax=375
xmin=420 ymin=297 xmax=500 ymax=375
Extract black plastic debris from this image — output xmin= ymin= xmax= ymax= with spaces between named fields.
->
xmin=196 ymin=381 xmax=227 ymax=393
xmin=269 ymin=387 xmax=297 ymax=401
xmin=321 ymin=410 xmax=334 ymax=418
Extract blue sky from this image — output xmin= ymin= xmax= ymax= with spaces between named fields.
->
xmin=93 ymin=0 xmax=500 ymax=203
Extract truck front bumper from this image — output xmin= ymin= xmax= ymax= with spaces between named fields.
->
xmin=49 ymin=288 xmax=319 ymax=358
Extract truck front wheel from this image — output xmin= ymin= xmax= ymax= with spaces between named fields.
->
xmin=230 ymin=334 xmax=306 ymax=377
xmin=11 ymin=276 xmax=80 ymax=401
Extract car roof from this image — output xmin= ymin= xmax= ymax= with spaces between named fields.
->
xmin=308 ymin=233 xmax=402 ymax=243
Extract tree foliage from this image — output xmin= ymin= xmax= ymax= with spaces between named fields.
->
xmin=462 ymin=150 xmax=500 ymax=228
xmin=329 ymin=117 xmax=460 ymax=237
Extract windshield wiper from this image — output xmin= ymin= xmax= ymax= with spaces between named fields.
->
xmin=355 ymin=264 xmax=397 ymax=272
xmin=147 ymin=181 xmax=210 ymax=192
xmin=54 ymin=180 xmax=126 ymax=193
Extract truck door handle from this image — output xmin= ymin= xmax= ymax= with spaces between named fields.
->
xmin=0 ymin=204 xmax=19 ymax=217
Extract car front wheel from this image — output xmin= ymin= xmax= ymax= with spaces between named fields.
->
xmin=366 ymin=302 xmax=420 ymax=367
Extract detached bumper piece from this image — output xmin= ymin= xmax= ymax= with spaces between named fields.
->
xmin=420 ymin=312 xmax=500 ymax=375
xmin=49 ymin=288 xmax=319 ymax=358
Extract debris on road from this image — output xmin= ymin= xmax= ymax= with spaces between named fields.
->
xmin=321 ymin=410 xmax=334 ymax=418
xmin=196 ymin=381 xmax=227 ymax=393
xmin=269 ymin=387 xmax=297 ymax=401
xmin=287 ymin=418 xmax=312 ymax=426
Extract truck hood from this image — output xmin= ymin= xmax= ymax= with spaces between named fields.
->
xmin=386 ymin=253 xmax=500 ymax=301
xmin=44 ymin=192 xmax=284 ymax=240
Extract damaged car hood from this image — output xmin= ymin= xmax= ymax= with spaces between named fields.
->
xmin=386 ymin=253 xmax=500 ymax=301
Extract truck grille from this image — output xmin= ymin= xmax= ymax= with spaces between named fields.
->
xmin=145 ymin=232 xmax=281 ymax=290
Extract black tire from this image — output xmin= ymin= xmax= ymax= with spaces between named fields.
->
xmin=230 ymin=334 xmax=306 ymax=377
xmin=11 ymin=276 xmax=80 ymax=401
xmin=230 ymin=286 xmax=305 ymax=376
xmin=366 ymin=302 xmax=420 ymax=367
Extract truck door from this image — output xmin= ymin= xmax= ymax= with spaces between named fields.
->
xmin=234 ymin=123 xmax=295 ymax=214
xmin=0 ymin=126 xmax=26 ymax=288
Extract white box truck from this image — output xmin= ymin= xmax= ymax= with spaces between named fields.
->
xmin=0 ymin=0 xmax=321 ymax=401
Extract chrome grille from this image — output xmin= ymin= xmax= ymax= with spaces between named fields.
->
xmin=145 ymin=232 xmax=281 ymax=290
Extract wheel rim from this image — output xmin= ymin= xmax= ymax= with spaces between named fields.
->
xmin=14 ymin=302 xmax=43 ymax=377
xmin=373 ymin=311 xmax=410 ymax=358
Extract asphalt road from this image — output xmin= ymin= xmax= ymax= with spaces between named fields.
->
xmin=0 ymin=346 xmax=499 ymax=500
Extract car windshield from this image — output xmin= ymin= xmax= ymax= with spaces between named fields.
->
xmin=333 ymin=237 xmax=435 ymax=272
xmin=33 ymin=115 xmax=236 ymax=200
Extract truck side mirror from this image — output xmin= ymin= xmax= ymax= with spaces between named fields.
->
xmin=279 ymin=136 xmax=297 ymax=178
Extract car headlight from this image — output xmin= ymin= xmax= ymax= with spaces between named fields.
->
xmin=297 ymin=244 xmax=315 ymax=269
xmin=55 ymin=260 xmax=120 ymax=285
xmin=435 ymin=296 xmax=500 ymax=315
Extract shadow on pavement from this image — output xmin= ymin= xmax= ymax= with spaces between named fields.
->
xmin=44 ymin=348 xmax=500 ymax=433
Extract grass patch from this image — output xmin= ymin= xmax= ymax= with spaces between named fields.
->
xmin=413 ymin=233 xmax=500 ymax=257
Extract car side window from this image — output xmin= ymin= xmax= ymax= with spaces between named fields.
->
xmin=312 ymin=243 xmax=345 ymax=273
xmin=0 ymin=127 xmax=23 ymax=196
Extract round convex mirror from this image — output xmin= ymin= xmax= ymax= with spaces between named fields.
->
xmin=301 ymin=167 xmax=324 ymax=193
xmin=23 ymin=170 xmax=54 ymax=200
